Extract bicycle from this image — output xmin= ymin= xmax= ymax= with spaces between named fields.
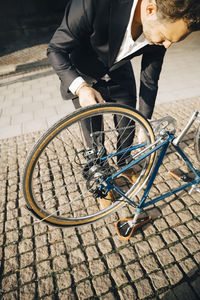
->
xmin=23 ymin=103 xmax=200 ymax=240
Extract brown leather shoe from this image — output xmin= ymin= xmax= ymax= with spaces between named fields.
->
xmin=99 ymin=190 xmax=117 ymax=210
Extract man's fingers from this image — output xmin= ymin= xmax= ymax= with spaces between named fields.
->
xmin=95 ymin=91 xmax=105 ymax=103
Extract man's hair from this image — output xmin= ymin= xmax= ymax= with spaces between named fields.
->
xmin=156 ymin=0 xmax=200 ymax=31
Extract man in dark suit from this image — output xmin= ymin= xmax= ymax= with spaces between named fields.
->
xmin=47 ymin=0 xmax=199 ymax=114
xmin=47 ymin=0 xmax=200 ymax=205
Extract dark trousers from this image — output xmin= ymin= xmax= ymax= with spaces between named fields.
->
xmin=72 ymin=62 xmax=139 ymax=166
xmin=73 ymin=62 xmax=139 ymax=164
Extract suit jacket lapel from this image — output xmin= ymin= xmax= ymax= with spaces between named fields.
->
xmin=108 ymin=0 xmax=134 ymax=67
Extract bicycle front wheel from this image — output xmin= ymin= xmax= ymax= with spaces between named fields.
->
xmin=23 ymin=103 xmax=155 ymax=227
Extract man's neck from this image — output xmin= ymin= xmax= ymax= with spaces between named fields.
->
xmin=134 ymin=0 xmax=142 ymax=24
xmin=131 ymin=0 xmax=143 ymax=41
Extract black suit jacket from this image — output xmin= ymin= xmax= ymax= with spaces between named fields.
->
xmin=47 ymin=0 xmax=166 ymax=100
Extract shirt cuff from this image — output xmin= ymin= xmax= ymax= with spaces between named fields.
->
xmin=69 ymin=77 xmax=86 ymax=95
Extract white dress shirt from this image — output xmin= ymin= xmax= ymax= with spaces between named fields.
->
xmin=69 ymin=0 xmax=148 ymax=94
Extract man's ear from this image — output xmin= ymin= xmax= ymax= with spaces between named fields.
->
xmin=145 ymin=0 xmax=158 ymax=20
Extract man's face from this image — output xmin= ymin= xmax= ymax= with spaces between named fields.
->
xmin=141 ymin=1 xmax=190 ymax=48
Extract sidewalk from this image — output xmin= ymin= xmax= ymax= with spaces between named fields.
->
xmin=0 ymin=32 xmax=200 ymax=139
xmin=0 ymin=32 xmax=200 ymax=299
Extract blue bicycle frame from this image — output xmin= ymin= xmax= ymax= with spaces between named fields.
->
xmin=99 ymin=131 xmax=200 ymax=214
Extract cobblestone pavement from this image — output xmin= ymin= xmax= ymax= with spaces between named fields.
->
xmin=0 ymin=97 xmax=200 ymax=299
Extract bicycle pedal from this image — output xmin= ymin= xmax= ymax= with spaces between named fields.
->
xmin=115 ymin=216 xmax=151 ymax=240
xmin=189 ymin=185 xmax=200 ymax=195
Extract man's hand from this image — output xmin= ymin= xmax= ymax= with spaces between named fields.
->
xmin=76 ymin=84 xmax=104 ymax=107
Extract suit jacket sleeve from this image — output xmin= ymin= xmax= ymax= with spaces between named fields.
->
xmin=139 ymin=45 xmax=166 ymax=119
xmin=47 ymin=0 xmax=94 ymax=94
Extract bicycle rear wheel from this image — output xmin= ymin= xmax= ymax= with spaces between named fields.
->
xmin=23 ymin=103 xmax=155 ymax=227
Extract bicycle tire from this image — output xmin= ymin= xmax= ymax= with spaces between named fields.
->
xmin=23 ymin=103 xmax=155 ymax=227
xmin=194 ymin=124 xmax=200 ymax=163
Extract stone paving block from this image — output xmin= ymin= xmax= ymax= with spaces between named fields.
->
xmin=119 ymin=246 xmax=137 ymax=264
xmin=58 ymin=288 xmax=76 ymax=299
xmin=182 ymin=236 xmax=200 ymax=254
xmin=140 ymin=254 xmax=160 ymax=273
xmin=92 ymin=274 xmax=112 ymax=296
xmin=194 ymin=252 xmax=200 ymax=265
xmin=188 ymin=204 xmax=200 ymax=217
xmin=98 ymin=238 xmax=113 ymax=254
xmin=4 ymin=244 xmax=18 ymax=260
xmin=169 ymin=243 xmax=188 ymax=261
xmin=174 ymin=224 xmax=192 ymax=239
xmin=148 ymin=235 xmax=165 ymax=252
xmin=76 ymin=280 xmax=94 ymax=299
xmin=20 ymin=266 xmax=35 ymax=284
xmin=95 ymin=227 xmax=110 ymax=241
xmin=2 ymin=291 xmax=19 ymax=300
xmin=126 ymin=262 xmax=143 ymax=281
xmin=1 ymin=273 xmax=18 ymax=293
xmin=55 ymin=101 xmax=75 ymax=116
xmin=177 ymin=210 xmax=193 ymax=223
xmin=164 ymin=264 xmax=183 ymax=285
xmin=52 ymin=255 xmax=68 ymax=272
xmin=118 ymin=285 xmax=136 ymax=299
xmin=19 ymin=283 xmax=36 ymax=300
xmin=179 ymin=258 xmax=198 ymax=277
xmin=64 ymin=235 xmax=80 ymax=252
xmin=38 ymin=276 xmax=54 ymax=297
xmin=112 ymin=235 xmax=127 ymax=249
xmin=5 ymin=230 xmax=18 ymax=244
xmin=56 ymin=271 xmax=72 ymax=291
xmin=81 ymin=231 xmax=96 ymax=246
xmin=111 ymin=267 xmax=128 ymax=287
xmin=20 ymin=251 xmax=34 ymax=268
xmin=35 ymin=246 xmax=49 ymax=262
xmin=156 ymin=249 xmax=175 ymax=267
xmin=143 ymin=222 xmax=157 ymax=237
xmin=4 ymin=257 xmax=19 ymax=274
xmin=100 ymin=292 xmax=116 ymax=300
xmin=186 ymin=219 xmax=200 ymax=234
xmin=85 ymin=245 xmax=99 ymax=260
xmin=18 ymin=238 xmax=33 ymax=254
xmin=149 ymin=270 xmax=169 ymax=290
xmin=89 ymin=259 xmax=106 ymax=276
xmin=161 ymin=229 xmax=179 ymax=244
xmin=106 ymin=253 xmax=122 ymax=269
xmin=135 ymin=279 xmax=153 ymax=299
xmin=72 ymin=263 xmax=90 ymax=282
xmin=69 ymin=248 xmax=85 ymax=265
xmin=135 ymin=240 xmax=152 ymax=257
xmin=153 ymin=218 xmax=169 ymax=231
xmin=165 ymin=213 xmax=181 ymax=227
